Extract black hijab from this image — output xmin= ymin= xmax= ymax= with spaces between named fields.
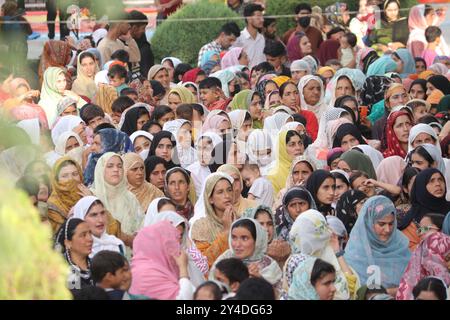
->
xmin=360 ymin=76 xmax=393 ymax=107
xmin=305 ymin=169 xmax=335 ymax=216
xmin=399 ymin=168 xmax=450 ymax=230
xmin=209 ymin=133 xmax=233 ymax=173
xmin=336 ymin=189 xmax=368 ymax=234
xmin=332 ymin=123 xmax=366 ymax=148
xmin=120 ymin=107 xmax=150 ymax=136
xmin=148 ymin=130 xmax=179 ymax=169
xmin=334 ymin=95 xmax=360 ymax=125
xmin=428 ymin=75 xmax=450 ymax=95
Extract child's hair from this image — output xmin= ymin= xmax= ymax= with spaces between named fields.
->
xmin=120 ymin=87 xmax=138 ymax=97
xmin=413 ymin=277 xmax=447 ymax=300
xmin=325 ymin=59 xmax=342 ymax=68
xmin=215 ymin=258 xmax=250 ymax=286
xmin=199 ymin=77 xmax=222 ymax=90
xmin=108 ymin=64 xmax=128 ymax=80
xmin=91 ymin=250 xmax=128 ymax=284
xmin=94 ymin=123 xmax=116 ymax=134
xmin=425 ymin=26 xmax=442 ymax=43
xmin=151 ymin=105 xmax=174 ymax=122
xmin=401 ymin=166 xmax=419 ymax=198
xmin=174 ymin=63 xmax=192 ymax=83
xmin=176 ymin=104 xmax=193 ymax=121
xmin=235 ymin=71 xmax=250 ymax=82
xmin=111 ymin=49 xmax=130 ymax=64
xmin=243 ymin=161 xmax=261 ymax=174
xmin=235 ymin=278 xmax=275 ymax=300
xmin=194 ymin=281 xmax=223 ymax=300
xmin=349 ymin=170 xmax=370 ymax=188
xmin=263 ymin=40 xmax=286 ymax=58
xmin=422 ymin=213 xmax=445 ymax=230
xmin=326 ymin=27 xmax=345 ymax=40
xmin=15 ymin=175 xmax=39 ymax=198
xmin=111 ymin=96 xmax=135 ymax=114
xmin=344 ymin=32 xmax=357 ymax=47
xmin=80 ymin=104 xmax=105 ymax=124
xmin=310 ymin=258 xmax=336 ymax=287
xmin=156 ymin=198 xmax=177 ymax=211
xmin=72 ymin=285 xmax=110 ymax=300
xmin=253 ymin=61 xmax=275 ymax=74
xmin=192 ymin=103 xmax=205 ymax=117
xmin=406 ymin=99 xmax=428 ymax=111
xmin=142 ymin=120 xmax=162 ymax=132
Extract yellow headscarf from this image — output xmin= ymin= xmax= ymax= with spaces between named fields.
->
xmin=267 ymin=130 xmax=292 ymax=194
xmin=317 ymin=66 xmax=336 ymax=76
xmin=418 ymin=70 xmax=436 ymax=80
xmin=168 ymin=86 xmax=196 ymax=104
xmin=272 ymin=76 xmax=291 ymax=87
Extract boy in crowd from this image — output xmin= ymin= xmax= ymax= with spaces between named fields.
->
xmin=199 ymin=77 xmax=228 ymax=111
xmin=263 ymin=40 xmax=291 ymax=77
xmin=241 ymin=162 xmax=274 ymax=207
xmin=214 ymin=258 xmax=249 ymax=299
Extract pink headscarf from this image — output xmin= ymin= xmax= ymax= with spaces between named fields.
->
xmin=408 ymin=5 xmax=428 ymax=31
xmin=221 ymin=48 xmax=243 ymax=70
xmin=202 ymin=114 xmax=228 ymax=134
xmin=129 ymin=221 xmax=181 ymax=300
xmin=396 ymin=232 xmax=450 ymax=300
xmin=375 ymin=155 xmax=406 ymax=185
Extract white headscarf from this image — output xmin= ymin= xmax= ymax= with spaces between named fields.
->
xmin=298 ymin=75 xmax=329 ymax=119
xmin=407 ymin=123 xmax=441 ymax=153
xmin=163 ymin=119 xmax=195 ymax=168
xmin=51 ymin=115 xmax=84 ymax=145
xmin=17 ymin=118 xmax=40 ymax=145
xmin=46 ymin=131 xmax=84 ymax=168
xmin=129 ymin=130 xmax=154 ymax=145
xmin=73 ymin=195 xmax=125 ymax=257
xmin=352 ymin=144 xmax=384 ymax=169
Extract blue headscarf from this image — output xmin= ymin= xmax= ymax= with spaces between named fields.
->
xmin=200 ymin=50 xmax=220 ymax=69
xmin=395 ymin=49 xmax=416 ymax=78
xmin=366 ymin=55 xmax=398 ymax=77
xmin=344 ymin=195 xmax=410 ymax=288
xmin=210 ymin=69 xmax=236 ymax=98
xmin=83 ymin=128 xmax=134 ymax=185
xmin=288 ymin=255 xmax=320 ymax=300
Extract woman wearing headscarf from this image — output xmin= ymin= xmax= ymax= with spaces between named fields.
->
xmin=399 ymin=168 xmax=450 ymax=250
xmin=284 ymin=209 xmax=359 ymax=300
xmin=407 ymin=123 xmax=441 ymax=154
xmin=247 ymin=129 xmax=274 ymax=176
xmin=356 ymin=47 xmax=379 ymax=74
xmin=344 ymin=195 xmax=411 ymax=295
xmin=317 ymin=39 xmax=340 ymax=67
xmin=397 ymin=232 xmax=450 ymax=300
xmin=366 ymin=55 xmax=398 ymax=77
xmin=91 ymin=152 xmax=144 ymax=241
xmin=148 ymin=130 xmax=180 ymax=170
xmin=210 ymin=69 xmax=238 ymax=99
xmin=267 ymin=130 xmax=304 ymax=195
xmin=298 ymin=75 xmax=329 ymax=120
xmin=210 ymin=218 xmax=282 ymax=287
xmin=221 ymin=47 xmax=248 ymax=70
xmin=305 ymin=170 xmax=336 ymax=216
xmin=336 ymin=189 xmax=368 ymax=235
xmin=72 ymin=51 xmax=99 ymax=100
xmin=325 ymin=73 xmax=357 ymax=108
xmin=167 ymin=86 xmax=196 ymax=111
xmin=376 ymin=155 xmax=406 ymax=186
xmin=123 ymin=152 xmax=164 ymax=213
xmin=45 ymin=131 xmax=84 ymax=168
xmin=407 ymin=4 xmax=449 ymax=58
xmin=392 ymin=49 xmax=417 ymax=79
xmin=39 ymin=67 xmax=86 ymax=127
xmin=129 ymin=221 xmax=195 ymax=300
xmin=287 ymin=32 xmax=313 ymax=62
xmin=409 ymin=79 xmax=428 ymax=100
xmin=72 ymin=196 xmax=125 ymax=257
xmin=201 ymin=113 xmax=231 ymax=136
xmin=332 ymin=123 xmax=367 ymax=151
xmin=163 ymin=119 xmax=195 ymax=169
xmin=229 ymin=89 xmax=263 ymax=129
xmin=47 ymin=157 xmax=89 ymax=234
xmin=382 ymin=110 xmax=414 ymax=158
xmin=190 ymin=172 xmax=235 ymax=267
xmin=84 ymin=128 xmax=134 ymax=186
xmin=274 ymin=186 xmax=316 ymax=241
xmin=119 ymin=106 xmax=151 ymax=137
xmin=337 ymin=149 xmax=377 ymax=180
xmin=164 ymin=167 xmax=196 ymax=221
xmin=427 ymin=75 xmax=450 ymax=96
xmin=38 ymin=40 xmax=72 ymax=84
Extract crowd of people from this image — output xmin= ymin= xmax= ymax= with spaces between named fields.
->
xmin=1 ymin=0 xmax=450 ymax=300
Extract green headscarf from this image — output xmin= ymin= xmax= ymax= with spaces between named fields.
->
xmin=39 ymin=67 xmax=65 ymax=125
xmin=229 ymin=90 xmax=263 ymax=129
xmin=168 ymin=86 xmax=196 ymax=104
xmin=340 ymin=149 xmax=377 ymax=179
xmin=437 ymin=94 xmax=450 ymax=113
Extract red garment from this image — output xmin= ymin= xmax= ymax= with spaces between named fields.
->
xmin=317 ymin=40 xmax=340 ymax=66
xmin=207 ymin=98 xmax=230 ymax=111
xmin=182 ymin=68 xmax=201 ymax=83
xmin=161 ymin=0 xmax=183 ymax=17
xmin=299 ymin=109 xmax=318 ymax=142
xmin=287 ymin=32 xmax=306 ymax=62
xmin=382 ymin=110 xmax=412 ymax=158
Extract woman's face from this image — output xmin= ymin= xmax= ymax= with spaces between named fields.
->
xmin=92 ymin=134 xmax=102 ymax=153
xmin=249 ymin=94 xmax=262 ymax=120
xmin=334 ymin=178 xmax=349 ymax=202
xmin=415 ymin=61 xmax=427 ymax=74
xmin=292 ymin=162 xmax=313 ymax=186
xmin=104 ymin=156 xmax=124 ymax=186
xmin=412 ymin=133 xmax=435 ymax=149
xmin=134 ymin=136 xmax=151 ymax=154
xmin=80 ymin=56 xmax=96 ymax=78
xmin=162 ymin=61 xmax=175 ymax=82
xmin=150 ymin=163 xmax=166 ymax=190
xmin=393 ymin=115 xmax=412 ymax=144
xmin=410 ymin=84 xmax=426 ymax=100
xmin=316 ymin=177 xmax=336 ymax=205
xmin=314 ymin=273 xmax=337 ymax=300
xmin=291 ymin=70 xmax=307 ymax=84
xmin=352 ymin=176 xmax=376 ymax=197
xmin=209 ymin=179 xmax=233 ymax=212
xmin=388 ymin=89 xmax=408 ymax=108
xmin=299 ymin=35 xmax=312 ymax=55
xmin=417 ymin=216 xmax=440 ymax=241
xmin=137 ymin=113 xmax=150 ymax=131
xmin=335 ymin=78 xmax=354 ymax=99
xmin=385 ymin=2 xmax=399 ymax=22
xmin=168 ymin=93 xmax=182 ymax=111
xmin=426 ymin=172 xmax=446 ymax=198
xmin=287 ymin=197 xmax=310 ymax=220
xmin=158 ymin=111 xmax=175 ymax=127
xmin=264 ymin=82 xmax=278 ymax=97
xmin=178 ymin=123 xmax=192 ymax=148
xmin=155 ymin=68 xmax=171 ymax=89
xmin=239 ymin=119 xmax=253 ymax=141
xmin=341 ymin=100 xmax=358 ymax=121
xmin=198 ymin=138 xmax=214 ymax=166
xmin=167 ymin=171 xmax=189 ymax=204
xmin=65 ymin=222 xmax=93 ymax=257
xmin=426 ymin=82 xmax=437 ymax=97
xmin=231 ymin=226 xmax=256 ymax=260
xmin=238 ymin=50 xmax=249 ymax=66
xmin=155 ymin=137 xmax=173 ymax=162
xmin=255 ymin=211 xmax=274 ymax=243
xmin=281 ymin=83 xmax=300 ymax=111
xmin=58 ymin=164 xmax=81 ymax=184
xmin=65 ymin=137 xmax=80 ymax=153
xmin=127 ymin=161 xmax=145 ymax=187
xmin=303 ymin=80 xmax=322 ymax=106
xmin=238 ymin=76 xmax=251 ymax=91
xmin=218 ymin=119 xmax=232 ymax=135
xmin=61 ymin=105 xmax=78 ymax=116
xmin=55 ymin=73 xmax=67 ymax=94
xmin=340 ymin=134 xmax=360 ymax=152
xmin=336 ymin=159 xmax=351 ymax=174
xmin=425 ymin=8 xmax=437 ymax=27
xmin=286 ymin=134 xmax=304 ymax=158
xmin=84 ymin=203 xmax=107 ymax=238
xmin=38 ymin=183 xmax=49 ymax=202
xmin=228 ymin=172 xmax=242 ymax=205
xmin=373 ymin=214 xmax=395 ymax=242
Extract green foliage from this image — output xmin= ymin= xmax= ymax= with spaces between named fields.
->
xmin=151 ymin=0 xmax=244 ymax=66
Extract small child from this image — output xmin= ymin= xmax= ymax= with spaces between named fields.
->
xmin=213 ymin=257 xmax=249 ymax=299
xmin=108 ymin=64 xmax=129 ymax=94
xmin=339 ymin=32 xmax=357 ymax=68
xmin=199 ymin=77 xmax=228 ymax=111
xmin=241 ymin=162 xmax=274 ymax=207
xmin=194 ymin=281 xmax=223 ymax=300
xmin=91 ymin=250 xmax=145 ymax=300
xmin=422 ymin=26 xmax=442 ymax=68
xmin=111 ymin=96 xmax=134 ymax=126
xmin=406 ymin=99 xmax=430 ymax=122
